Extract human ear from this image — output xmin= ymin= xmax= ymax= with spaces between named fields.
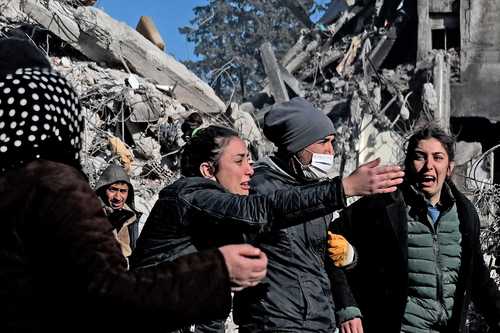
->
xmin=199 ymin=162 xmax=216 ymax=180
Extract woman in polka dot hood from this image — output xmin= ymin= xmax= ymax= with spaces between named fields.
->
xmin=0 ymin=38 xmax=267 ymax=333
xmin=0 ymin=40 xmax=83 ymax=174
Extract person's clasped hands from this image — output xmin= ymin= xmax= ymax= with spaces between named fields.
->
xmin=218 ymin=244 xmax=268 ymax=291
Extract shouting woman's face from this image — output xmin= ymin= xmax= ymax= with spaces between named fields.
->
xmin=410 ymin=138 xmax=454 ymax=205
xmin=214 ymin=137 xmax=254 ymax=195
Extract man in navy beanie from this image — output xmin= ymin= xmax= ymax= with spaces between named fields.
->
xmin=234 ymin=97 xmax=405 ymax=333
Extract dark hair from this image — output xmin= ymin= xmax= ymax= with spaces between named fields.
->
xmin=181 ymin=112 xmax=204 ymax=142
xmin=180 ymin=125 xmax=240 ymax=177
xmin=404 ymin=124 xmax=455 ymax=172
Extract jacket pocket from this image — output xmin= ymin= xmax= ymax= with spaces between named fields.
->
xmin=298 ymin=276 xmax=334 ymax=322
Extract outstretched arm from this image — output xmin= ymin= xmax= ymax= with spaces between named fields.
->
xmin=179 ymin=177 xmax=348 ymax=232
xmin=342 ymin=158 xmax=404 ymax=197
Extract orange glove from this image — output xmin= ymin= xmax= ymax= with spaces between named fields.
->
xmin=327 ymin=231 xmax=354 ymax=267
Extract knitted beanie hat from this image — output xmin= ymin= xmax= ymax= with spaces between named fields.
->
xmin=263 ymin=97 xmax=334 ymax=154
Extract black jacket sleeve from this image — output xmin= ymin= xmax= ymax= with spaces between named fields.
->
xmin=178 ymin=176 xmax=347 ymax=233
xmin=466 ymin=200 xmax=500 ymax=332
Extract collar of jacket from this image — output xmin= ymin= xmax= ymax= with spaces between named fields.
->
xmin=402 ymin=182 xmax=456 ymax=212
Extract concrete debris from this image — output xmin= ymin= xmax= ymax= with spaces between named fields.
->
xmin=455 ymin=141 xmax=483 ymax=166
xmin=422 ymin=83 xmax=438 ymax=115
xmin=1 ymin=0 xmax=497 ymax=246
xmin=3 ymin=0 xmax=498 ymax=328
xmin=242 ymin=3 xmax=498 ymax=238
xmin=0 ymin=0 xmax=271 ymax=236
xmin=10 ymin=0 xmax=225 ymax=114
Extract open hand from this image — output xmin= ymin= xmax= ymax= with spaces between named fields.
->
xmin=342 ymin=158 xmax=404 ymax=197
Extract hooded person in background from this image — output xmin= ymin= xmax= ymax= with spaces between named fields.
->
xmin=95 ymin=164 xmax=140 ymax=259
xmin=0 ymin=37 xmax=268 ymax=333
xmin=234 ymin=97 xmax=404 ymax=333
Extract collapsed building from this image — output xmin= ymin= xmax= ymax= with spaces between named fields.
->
xmin=248 ymin=0 xmax=500 ymax=270
xmin=0 ymin=0 xmax=498 ymax=329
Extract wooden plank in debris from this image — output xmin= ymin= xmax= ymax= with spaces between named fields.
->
xmin=285 ymin=39 xmax=319 ymax=74
xmin=281 ymin=34 xmax=308 ymax=68
xmin=417 ymin=0 xmax=432 ymax=61
xmin=22 ymin=0 xmax=225 ymax=114
xmin=278 ymin=63 xmax=304 ymax=98
xmin=365 ymin=25 xmax=398 ymax=76
xmin=260 ymin=42 xmax=289 ymax=104
xmin=433 ymin=52 xmax=450 ymax=131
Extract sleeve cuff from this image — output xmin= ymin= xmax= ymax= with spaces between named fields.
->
xmin=337 ymin=306 xmax=362 ymax=323
xmin=341 ymin=246 xmax=358 ymax=270
xmin=332 ymin=176 xmax=348 ymax=208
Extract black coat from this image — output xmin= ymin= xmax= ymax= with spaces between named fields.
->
xmin=131 ymin=175 xmax=349 ymax=332
xmin=233 ymin=158 xmax=357 ymax=333
xmin=332 ymin=182 xmax=500 ymax=333
xmin=0 ymin=160 xmax=232 ymax=333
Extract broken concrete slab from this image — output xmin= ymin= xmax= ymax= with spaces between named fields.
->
xmin=417 ymin=0 xmax=432 ymax=61
xmin=0 ymin=0 xmax=24 ymax=21
xmin=433 ymin=51 xmax=451 ymax=131
xmin=260 ymin=42 xmax=290 ymax=103
xmin=452 ymin=0 xmax=500 ymax=122
xmin=21 ymin=0 xmax=226 ymax=114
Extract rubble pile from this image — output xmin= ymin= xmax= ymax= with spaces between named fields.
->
xmin=249 ymin=1 xmax=463 ymax=179
xmin=0 ymin=0 xmax=268 ymax=228
xmin=0 ymin=0 xmax=498 ymax=331
xmin=249 ymin=1 xmax=500 ymax=318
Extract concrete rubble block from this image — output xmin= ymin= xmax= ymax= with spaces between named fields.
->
xmin=0 ymin=0 xmax=25 ymax=21
xmin=358 ymin=113 xmax=404 ymax=166
xmin=260 ymin=42 xmax=289 ymax=103
xmin=422 ymin=82 xmax=438 ymax=115
xmin=228 ymin=103 xmax=263 ymax=144
xmin=455 ymin=141 xmax=482 ymax=166
xmin=233 ymin=102 xmax=274 ymax=160
xmin=132 ymin=133 xmax=161 ymax=161
xmin=125 ymin=90 xmax=162 ymax=123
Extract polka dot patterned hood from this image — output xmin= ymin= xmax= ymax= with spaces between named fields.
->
xmin=0 ymin=66 xmax=84 ymax=174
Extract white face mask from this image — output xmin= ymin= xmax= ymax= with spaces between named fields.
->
xmin=296 ymin=152 xmax=334 ymax=180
